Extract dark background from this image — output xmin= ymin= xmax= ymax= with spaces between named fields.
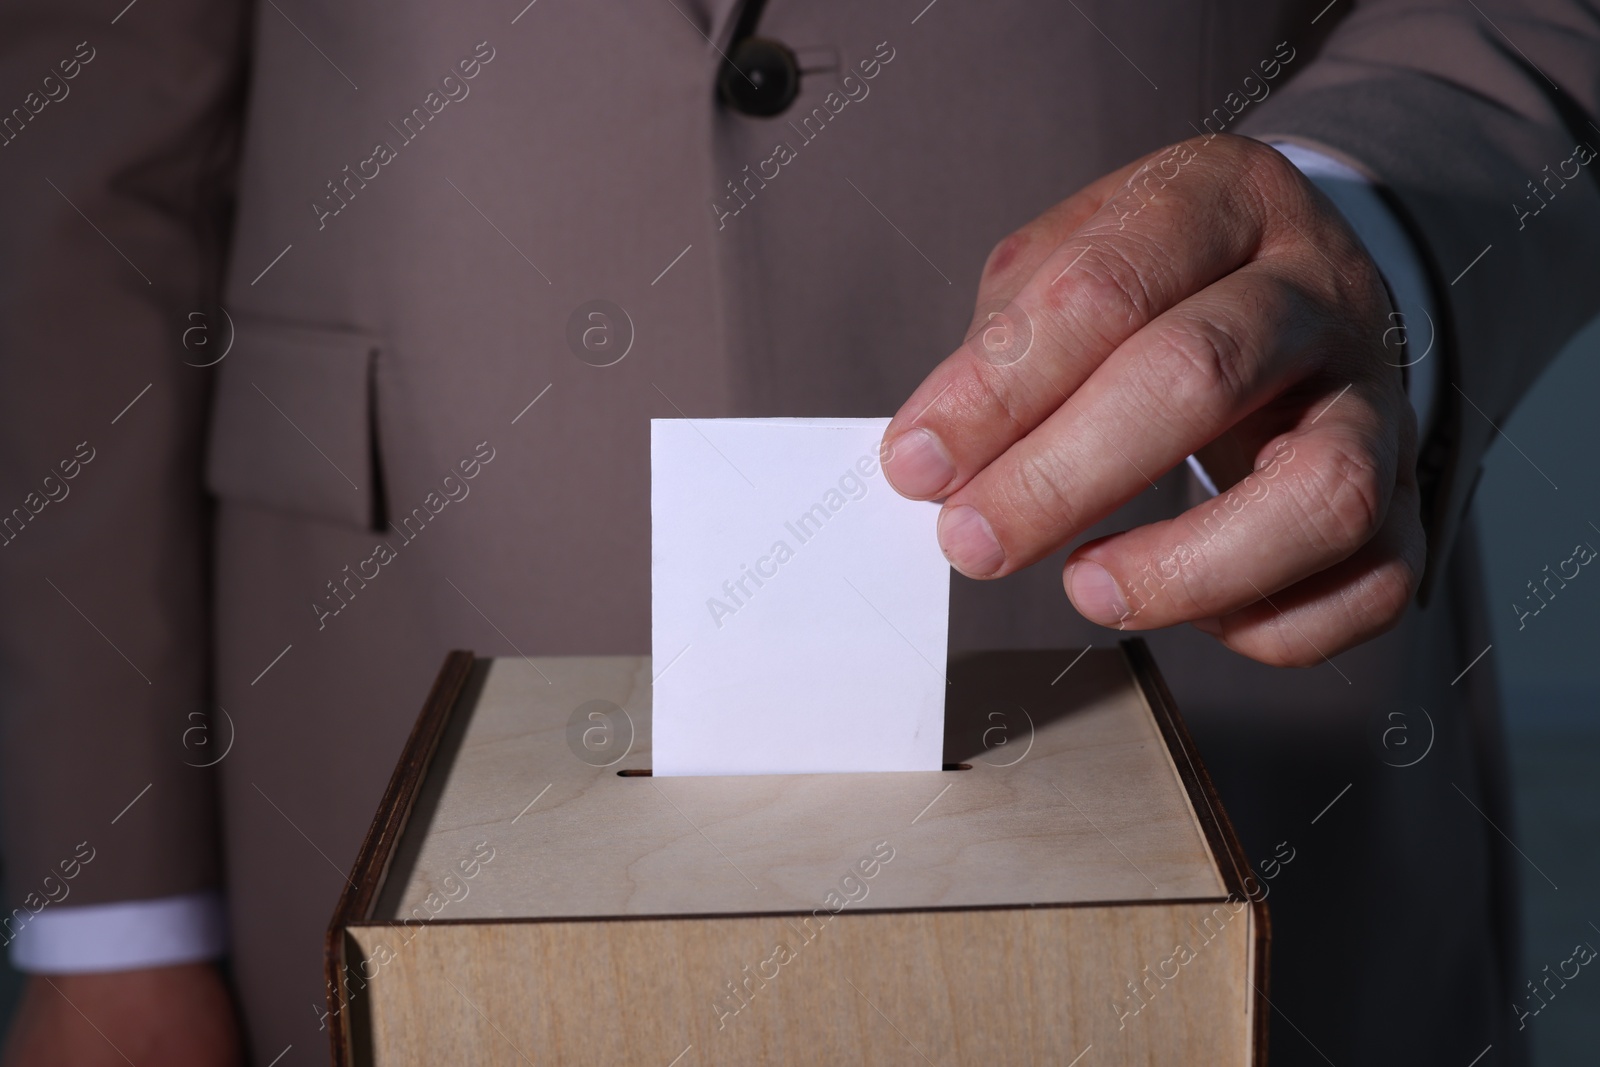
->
xmin=1474 ymin=315 xmax=1600 ymax=1063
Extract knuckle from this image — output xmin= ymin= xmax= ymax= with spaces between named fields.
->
xmin=983 ymin=230 xmax=1030 ymax=281
xmin=1326 ymin=254 xmax=1392 ymax=341
xmin=1356 ymin=563 xmax=1416 ymax=634
xmin=1242 ymin=138 xmax=1307 ymax=201
xmin=1297 ymin=444 xmax=1386 ymax=555
xmin=1047 ymin=240 xmax=1159 ymax=342
xmin=1244 ymin=148 xmax=1379 ymax=298
xmin=1254 ymin=621 xmax=1327 ymax=669
xmin=1220 ymin=615 xmax=1322 ymax=669
xmin=1163 ymin=556 xmax=1222 ymax=621
xmin=1145 ymin=316 xmax=1249 ymax=416
xmin=998 ymin=448 xmax=1078 ymax=539
xmin=1274 ymin=645 xmax=1327 ymax=670
xmin=1232 ymin=136 xmax=1319 ymax=216
xmin=963 ymin=362 xmax=1034 ymax=441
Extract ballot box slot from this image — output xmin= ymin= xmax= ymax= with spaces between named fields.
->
xmin=616 ymin=763 xmax=972 ymax=777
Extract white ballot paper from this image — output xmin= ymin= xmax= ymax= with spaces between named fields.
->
xmin=651 ymin=417 xmax=950 ymax=776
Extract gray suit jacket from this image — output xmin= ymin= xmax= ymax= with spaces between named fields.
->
xmin=1 ymin=0 xmax=1597 ymax=1063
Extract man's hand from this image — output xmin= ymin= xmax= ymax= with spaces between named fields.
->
xmin=881 ymin=134 xmax=1425 ymax=667
xmin=1 ymin=963 xmax=242 ymax=1067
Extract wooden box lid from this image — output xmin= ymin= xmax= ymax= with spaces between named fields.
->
xmin=329 ymin=641 xmax=1267 ymax=1065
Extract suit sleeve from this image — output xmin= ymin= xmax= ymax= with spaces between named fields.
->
xmin=1236 ymin=0 xmax=1600 ymax=599
xmin=0 ymin=0 xmax=246 ymax=922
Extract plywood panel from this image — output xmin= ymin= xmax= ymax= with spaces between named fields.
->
xmin=377 ymin=650 xmax=1226 ymax=921
xmin=349 ymin=901 xmax=1254 ymax=1066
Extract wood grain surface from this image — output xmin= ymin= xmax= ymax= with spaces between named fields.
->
xmin=331 ymin=646 xmax=1264 ymax=1065
xmin=349 ymin=899 xmax=1255 ymax=1066
xmin=375 ymin=649 xmax=1226 ymax=922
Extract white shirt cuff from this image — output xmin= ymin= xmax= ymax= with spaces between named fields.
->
xmin=1186 ymin=142 xmax=1439 ymax=498
xmin=7 ymin=890 xmax=227 ymax=974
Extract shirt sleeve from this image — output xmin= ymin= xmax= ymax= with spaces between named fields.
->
xmin=7 ymin=890 xmax=227 ymax=974
xmin=0 ymin=0 xmax=247 ymax=969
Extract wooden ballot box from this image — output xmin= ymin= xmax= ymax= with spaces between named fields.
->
xmin=327 ymin=642 xmax=1268 ymax=1065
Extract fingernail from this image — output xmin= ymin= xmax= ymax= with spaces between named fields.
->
xmin=883 ymin=427 xmax=956 ymax=499
xmin=1067 ymin=560 xmax=1130 ymax=627
xmin=938 ymin=505 xmax=1005 ymax=577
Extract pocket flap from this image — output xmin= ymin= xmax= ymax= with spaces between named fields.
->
xmin=205 ymin=318 xmax=380 ymax=530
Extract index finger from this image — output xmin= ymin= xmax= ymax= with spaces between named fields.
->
xmin=879 ymin=135 xmax=1293 ymax=502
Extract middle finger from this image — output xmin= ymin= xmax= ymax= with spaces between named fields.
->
xmin=881 ymin=137 xmax=1273 ymax=502
xmin=936 ymin=262 xmax=1330 ymax=577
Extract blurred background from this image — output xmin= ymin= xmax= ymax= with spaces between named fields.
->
xmin=1 ymin=319 xmax=1596 ymax=1061
xmin=1473 ymin=315 xmax=1600 ymax=1064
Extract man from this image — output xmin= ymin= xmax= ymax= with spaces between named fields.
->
xmin=0 ymin=0 xmax=1595 ymax=1063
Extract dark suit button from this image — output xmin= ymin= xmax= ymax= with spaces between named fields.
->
xmin=717 ymin=37 xmax=801 ymax=117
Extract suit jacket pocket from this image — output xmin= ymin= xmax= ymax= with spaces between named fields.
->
xmin=204 ymin=318 xmax=382 ymax=531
